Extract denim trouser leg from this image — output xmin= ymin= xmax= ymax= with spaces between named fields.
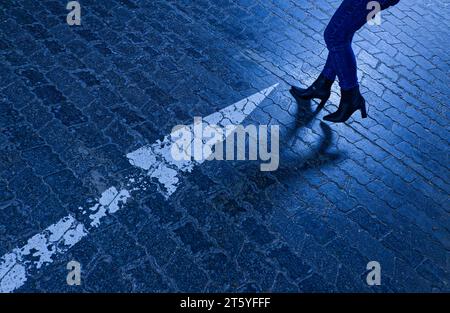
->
xmin=322 ymin=54 xmax=337 ymax=82
xmin=321 ymin=0 xmax=399 ymax=90
xmin=321 ymin=0 xmax=370 ymax=90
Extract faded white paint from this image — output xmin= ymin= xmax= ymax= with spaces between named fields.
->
xmin=127 ymin=84 xmax=278 ymax=198
xmin=0 ymin=84 xmax=278 ymax=293
xmin=0 ymin=187 xmax=129 ymax=293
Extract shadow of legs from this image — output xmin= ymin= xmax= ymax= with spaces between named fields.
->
xmin=296 ymin=121 xmax=341 ymax=171
xmin=291 ymin=95 xmax=325 ymax=129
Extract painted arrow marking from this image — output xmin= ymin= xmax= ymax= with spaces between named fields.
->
xmin=0 ymin=84 xmax=278 ymax=293
xmin=127 ymin=84 xmax=278 ymax=198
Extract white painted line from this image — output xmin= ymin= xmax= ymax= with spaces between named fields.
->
xmin=127 ymin=84 xmax=278 ymax=198
xmin=0 ymin=187 xmax=129 ymax=293
xmin=0 ymin=84 xmax=278 ymax=293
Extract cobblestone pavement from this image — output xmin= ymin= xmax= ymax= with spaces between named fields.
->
xmin=0 ymin=0 xmax=449 ymax=292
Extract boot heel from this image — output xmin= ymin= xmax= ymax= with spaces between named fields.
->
xmin=360 ymin=101 xmax=367 ymax=118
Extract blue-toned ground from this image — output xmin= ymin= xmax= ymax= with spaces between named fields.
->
xmin=0 ymin=0 xmax=449 ymax=292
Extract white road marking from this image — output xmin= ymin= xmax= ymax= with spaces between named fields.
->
xmin=0 ymin=84 xmax=278 ymax=293
xmin=127 ymin=84 xmax=278 ymax=198
xmin=0 ymin=187 xmax=129 ymax=293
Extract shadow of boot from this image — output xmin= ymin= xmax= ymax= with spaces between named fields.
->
xmin=284 ymin=95 xmax=323 ymax=144
xmin=316 ymin=121 xmax=341 ymax=162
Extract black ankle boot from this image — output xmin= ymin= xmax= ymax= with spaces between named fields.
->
xmin=290 ymin=73 xmax=334 ymax=108
xmin=323 ymin=86 xmax=367 ymax=123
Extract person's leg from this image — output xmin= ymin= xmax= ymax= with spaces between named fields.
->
xmin=290 ymin=0 xmax=366 ymax=105
xmin=321 ymin=0 xmax=374 ymax=122
xmin=327 ymin=44 xmax=358 ymax=90
xmin=321 ymin=54 xmax=337 ymax=82
xmin=323 ymin=0 xmax=370 ymax=90
xmin=322 ymin=0 xmax=400 ymax=89
xmin=290 ymin=0 xmax=401 ymax=116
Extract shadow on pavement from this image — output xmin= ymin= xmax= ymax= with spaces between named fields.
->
xmin=284 ymin=95 xmax=342 ymax=171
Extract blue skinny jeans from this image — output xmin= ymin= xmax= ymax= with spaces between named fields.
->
xmin=322 ymin=0 xmax=400 ymax=90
